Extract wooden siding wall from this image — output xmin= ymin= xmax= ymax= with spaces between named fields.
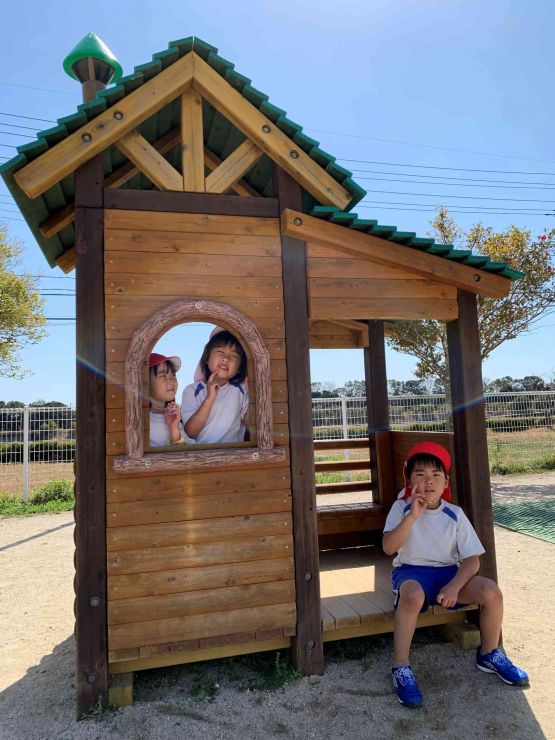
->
xmin=104 ymin=210 xmax=295 ymax=665
xmin=306 ymin=244 xmax=459 ymax=321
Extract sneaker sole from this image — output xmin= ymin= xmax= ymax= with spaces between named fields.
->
xmin=475 ymin=661 xmax=529 ymax=686
xmin=397 ymin=696 xmax=423 ymax=708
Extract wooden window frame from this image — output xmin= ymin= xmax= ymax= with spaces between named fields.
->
xmin=113 ymin=299 xmax=286 ymax=473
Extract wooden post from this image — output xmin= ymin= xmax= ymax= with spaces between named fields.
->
xmin=446 ymin=290 xmax=497 ymax=582
xmin=73 ymin=87 xmax=108 ymax=717
xmin=274 ymin=166 xmax=323 ymax=675
xmin=364 ymin=321 xmax=390 ymax=505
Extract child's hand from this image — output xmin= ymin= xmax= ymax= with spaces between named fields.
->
xmin=410 ymin=483 xmax=427 ymax=519
xmin=164 ymin=401 xmax=180 ymax=430
xmin=206 ymin=372 xmax=223 ymax=399
xmin=436 ymin=582 xmax=459 ymax=609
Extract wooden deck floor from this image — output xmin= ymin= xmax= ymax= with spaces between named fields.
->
xmin=319 ymin=547 xmax=474 ymax=641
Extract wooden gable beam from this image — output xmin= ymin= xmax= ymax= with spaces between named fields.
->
xmin=282 ymin=210 xmax=511 ymax=299
xmin=14 ymin=54 xmax=194 ymax=199
xmin=191 ymin=53 xmax=352 ymax=211
xmin=203 ymin=148 xmax=259 ymax=197
xmin=41 ymin=129 xmax=258 ymax=244
xmin=115 ymin=130 xmax=183 ymax=191
xmin=181 ymin=90 xmax=205 ymax=191
xmin=205 ymin=139 xmax=263 ymax=194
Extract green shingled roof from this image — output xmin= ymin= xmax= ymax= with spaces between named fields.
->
xmin=0 ymin=36 xmax=523 ymax=282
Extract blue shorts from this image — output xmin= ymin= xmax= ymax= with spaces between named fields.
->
xmin=392 ymin=564 xmax=463 ymax=612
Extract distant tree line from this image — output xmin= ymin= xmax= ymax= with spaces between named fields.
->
xmin=311 ymin=375 xmax=555 ymax=398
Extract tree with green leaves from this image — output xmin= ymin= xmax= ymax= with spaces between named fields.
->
xmin=387 ymin=207 xmax=555 ymax=384
xmin=0 ymin=224 xmax=46 ymax=378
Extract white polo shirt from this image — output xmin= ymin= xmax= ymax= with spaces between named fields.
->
xmin=181 ymin=380 xmax=249 ymax=444
xmin=384 ymin=498 xmax=485 ymax=568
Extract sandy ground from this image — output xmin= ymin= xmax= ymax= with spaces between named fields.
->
xmin=0 ymin=473 xmax=554 ymax=739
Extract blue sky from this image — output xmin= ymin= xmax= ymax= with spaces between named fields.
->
xmin=1 ymin=0 xmax=554 ymax=404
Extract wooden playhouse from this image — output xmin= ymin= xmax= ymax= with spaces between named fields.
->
xmin=1 ymin=34 xmax=522 ymax=716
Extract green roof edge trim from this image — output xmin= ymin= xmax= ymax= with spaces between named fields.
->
xmin=308 ymin=206 xmax=524 ymax=281
xmin=0 ymin=35 xmax=523 ymax=281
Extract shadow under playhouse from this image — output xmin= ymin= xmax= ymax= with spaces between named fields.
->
xmin=1 ymin=34 xmax=523 ymax=716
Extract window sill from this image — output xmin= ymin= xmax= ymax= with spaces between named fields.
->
xmin=113 ymin=445 xmax=287 ymax=474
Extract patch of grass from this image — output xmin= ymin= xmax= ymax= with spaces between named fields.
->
xmin=80 ymin=699 xmax=119 ymax=722
xmin=0 ymin=478 xmax=75 ymax=516
xmin=235 ymin=650 xmax=300 ymax=691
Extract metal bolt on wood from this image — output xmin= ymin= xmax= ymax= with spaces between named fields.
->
xmin=89 ymin=596 xmax=100 ymax=607
xmin=86 ymin=673 xmax=97 ymax=684
xmin=81 ymin=133 xmax=92 ymax=143
xmin=289 ymin=150 xmax=299 ymax=159
xmin=473 ymin=274 xmax=481 ymax=281
xmin=113 ymin=111 xmax=124 ymax=120
xmin=262 ymin=124 xmax=271 ymax=133
xmin=306 ymin=640 xmax=315 ymax=650
xmin=304 ymin=572 xmax=312 ymax=581
xmin=293 ymin=217 xmax=303 ymax=226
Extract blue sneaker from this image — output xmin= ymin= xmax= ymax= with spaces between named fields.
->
xmin=475 ymin=648 xmax=529 ymax=686
xmin=392 ymin=665 xmax=423 ymax=707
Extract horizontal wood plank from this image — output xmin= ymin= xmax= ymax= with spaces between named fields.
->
xmin=105 ymin=229 xmax=281 ymax=257
xmin=107 ymin=465 xmax=290 ymax=502
xmin=108 ymin=601 xmax=296 ymax=650
xmin=109 ymin=556 xmax=295 ymax=600
xmin=107 ymin=488 xmax=291 ymax=527
xmin=105 ymin=251 xmax=282 ymax=278
xmin=105 ymin=209 xmax=279 ymax=236
xmin=310 ymin=298 xmax=458 ymax=321
xmin=109 ymin=579 xmax=295 ymax=626
xmin=105 ymin=274 xmax=283 ymax=298
xmin=105 ymin=313 xmax=285 ymax=340
xmin=307 ymin=254 xmax=424 ymax=280
xmin=107 ymin=533 xmax=293 ymax=576
xmin=107 ymin=511 xmax=292 ymax=552
xmin=106 ymin=336 xmax=285 ymax=364
xmin=308 ymin=278 xmax=457 ymax=300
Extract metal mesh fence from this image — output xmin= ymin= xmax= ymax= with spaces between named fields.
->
xmin=1 ymin=394 xmax=553 ymax=499
xmin=0 ymin=406 xmax=75 ymax=501
xmin=312 ymin=392 xmax=555 ymax=473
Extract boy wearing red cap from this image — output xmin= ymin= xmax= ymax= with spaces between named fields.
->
xmin=383 ymin=441 xmax=528 ymax=708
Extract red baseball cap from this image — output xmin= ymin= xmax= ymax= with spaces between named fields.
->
xmin=400 ymin=441 xmax=452 ymax=502
xmin=148 ymin=352 xmax=181 ymax=371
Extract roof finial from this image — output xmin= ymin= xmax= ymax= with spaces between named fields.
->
xmin=63 ymin=32 xmax=123 ymax=103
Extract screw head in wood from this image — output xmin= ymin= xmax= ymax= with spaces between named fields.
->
xmin=473 ymin=274 xmax=481 ymax=282
xmin=195 ymin=301 xmax=203 ymax=310
xmin=304 ymin=572 xmax=312 ymax=581
xmin=144 ymin=460 xmax=152 ymax=468
xmin=81 ymin=133 xmax=92 ymax=143
xmin=89 ymin=596 xmax=100 ymax=607
xmin=289 ymin=150 xmax=299 ymax=159
xmin=293 ymin=217 xmax=303 ymax=226
xmin=306 ymin=640 xmax=315 ymax=650
xmin=87 ymin=673 xmax=97 ymax=684
xmin=262 ymin=124 xmax=271 ymax=134
xmin=113 ymin=110 xmax=124 ymax=120
xmin=252 ymin=452 xmax=260 ymax=460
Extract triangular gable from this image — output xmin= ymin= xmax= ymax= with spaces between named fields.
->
xmin=1 ymin=37 xmax=365 ymax=269
xmin=0 ymin=36 xmax=523 ymax=291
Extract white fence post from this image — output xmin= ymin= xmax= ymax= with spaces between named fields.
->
xmin=341 ymin=398 xmax=351 ymax=479
xmin=22 ymin=406 xmax=30 ymax=503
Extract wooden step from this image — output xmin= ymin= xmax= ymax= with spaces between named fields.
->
xmin=315 ymin=459 xmax=371 ymax=472
xmin=316 ymin=480 xmax=374 ymax=496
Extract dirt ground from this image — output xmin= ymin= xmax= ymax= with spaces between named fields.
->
xmin=0 ymin=472 xmax=554 ymax=739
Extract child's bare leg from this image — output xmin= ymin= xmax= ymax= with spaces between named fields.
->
xmin=394 ymin=580 xmax=425 ymax=665
xmin=457 ymin=575 xmax=503 ymax=653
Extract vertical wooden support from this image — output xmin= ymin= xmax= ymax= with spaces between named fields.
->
xmin=181 ymin=90 xmax=205 ymax=191
xmin=446 ymin=290 xmax=498 ymax=582
xmin=74 ymin=153 xmax=108 ymax=718
xmin=274 ymin=166 xmax=323 ymax=675
xmin=364 ymin=320 xmax=390 ymax=504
